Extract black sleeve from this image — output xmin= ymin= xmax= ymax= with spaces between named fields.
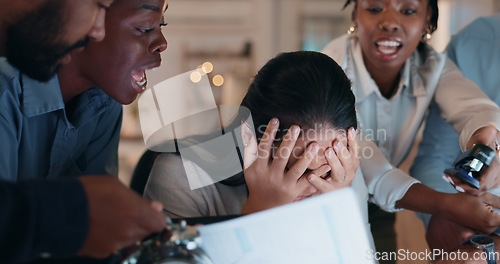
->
xmin=0 ymin=178 xmax=89 ymax=264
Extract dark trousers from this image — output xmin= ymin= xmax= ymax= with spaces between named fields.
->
xmin=369 ymin=203 xmax=397 ymax=264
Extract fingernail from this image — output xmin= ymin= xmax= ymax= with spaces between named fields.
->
xmin=312 ymin=144 xmax=319 ymax=153
xmin=455 ymin=186 xmax=465 ymax=193
xmin=271 ymin=118 xmax=278 ymax=125
xmin=442 ymin=175 xmax=451 ymax=184
xmin=349 ymin=127 xmax=356 ymax=136
xmin=325 ymin=148 xmax=333 ymax=158
xmin=308 ymin=174 xmax=316 ymax=182
xmin=291 ymin=125 xmax=300 ymax=135
xmin=322 ymin=165 xmax=332 ymax=174
xmin=447 ymin=176 xmax=455 ymax=185
xmin=335 ymin=140 xmax=344 ymax=149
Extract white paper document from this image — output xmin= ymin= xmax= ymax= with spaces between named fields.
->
xmin=197 ymin=188 xmax=375 ymax=264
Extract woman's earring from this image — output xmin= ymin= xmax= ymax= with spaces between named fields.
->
xmin=347 ymin=24 xmax=357 ymax=37
xmin=422 ymin=29 xmax=432 ymax=41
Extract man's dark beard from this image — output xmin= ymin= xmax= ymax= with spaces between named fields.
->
xmin=5 ymin=0 xmax=89 ymax=82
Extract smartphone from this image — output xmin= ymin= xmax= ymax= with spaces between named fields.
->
xmin=443 ymin=144 xmax=496 ymax=189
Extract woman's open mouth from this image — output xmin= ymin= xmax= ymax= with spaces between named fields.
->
xmin=375 ymin=40 xmax=402 ymax=56
xmin=131 ymin=69 xmax=148 ymax=92
xmin=130 ymin=64 xmax=159 ymax=93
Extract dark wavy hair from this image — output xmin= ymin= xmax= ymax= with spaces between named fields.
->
xmin=343 ymin=0 xmax=439 ymax=34
xmin=241 ymin=51 xmax=357 ymax=141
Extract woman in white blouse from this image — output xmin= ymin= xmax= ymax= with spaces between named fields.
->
xmin=321 ymin=0 xmax=500 ymax=254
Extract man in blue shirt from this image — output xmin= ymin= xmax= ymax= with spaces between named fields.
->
xmin=0 ymin=59 xmax=123 ymax=180
xmin=0 ymin=0 xmax=167 ymax=262
xmin=411 ymin=14 xmax=500 ymax=252
xmin=2 ymin=0 xmax=168 ymax=182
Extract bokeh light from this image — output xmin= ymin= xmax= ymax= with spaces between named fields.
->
xmin=213 ymin=75 xmax=224 ymax=86
xmin=202 ymin=62 xmax=214 ymax=74
xmin=190 ymin=71 xmax=202 ymax=83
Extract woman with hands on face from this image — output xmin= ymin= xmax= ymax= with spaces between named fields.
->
xmin=240 ymin=118 xmax=360 ymax=214
xmin=223 ymin=50 xmax=361 ymax=215
xmin=144 ymin=51 xmax=360 ymax=219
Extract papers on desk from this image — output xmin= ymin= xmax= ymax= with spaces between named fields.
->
xmin=197 ymin=188 xmax=375 ymax=264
